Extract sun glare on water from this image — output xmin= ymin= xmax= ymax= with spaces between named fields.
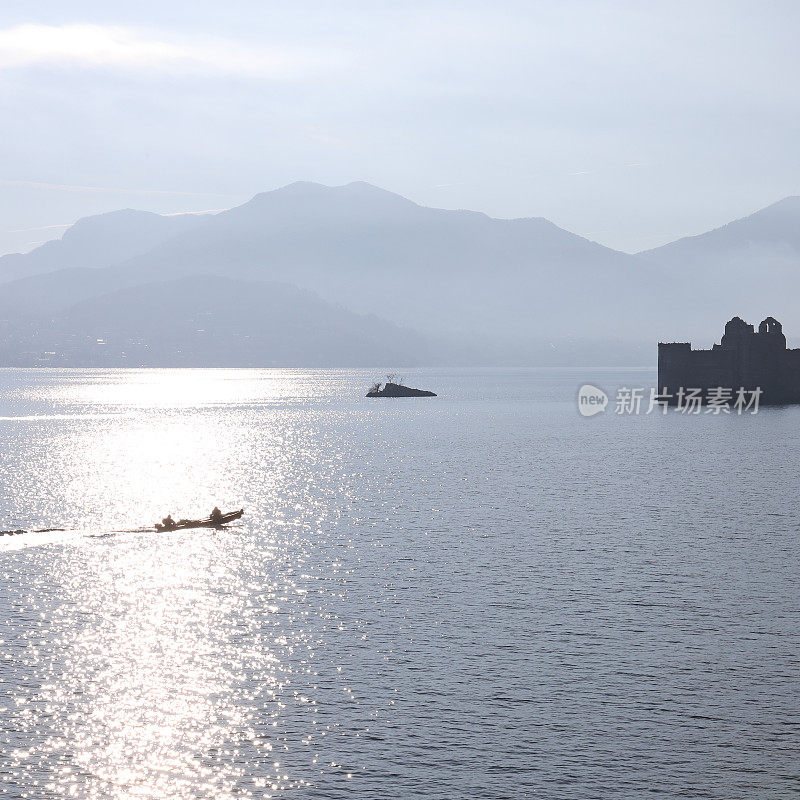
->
xmin=0 ymin=369 xmax=345 ymax=797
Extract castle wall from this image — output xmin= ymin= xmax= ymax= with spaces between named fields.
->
xmin=773 ymin=349 xmax=800 ymax=403
xmin=658 ymin=344 xmax=735 ymax=399
xmin=658 ymin=320 xmax=800 ymax=405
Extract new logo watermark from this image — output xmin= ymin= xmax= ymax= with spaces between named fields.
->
xmin=577 ymin=386 xmax=762 ymax=416
xmin=577 ymin=384 xmax=609 ymax=416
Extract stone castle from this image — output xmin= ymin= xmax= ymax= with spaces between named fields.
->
xmin=658 ymin=317 xmax=800 ymax=404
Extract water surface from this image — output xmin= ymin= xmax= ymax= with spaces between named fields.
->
xmin=0 ymin=368 xmax=798 ymax=799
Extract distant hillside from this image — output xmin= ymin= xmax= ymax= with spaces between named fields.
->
xmin=109 ymin=181 xmax=674 ymax=340
xmin=0 ymin=209 xmax=205 ymax=283
xmin=3 ymin=183 xmax=800 ymax=365
xmin=0 ymin=275 xmax=442 ymax=367
xmin=0 ymin=182 xmax=675 ymax=350
xmin=641 ymin=197 xmax=800 ymax=342
xmin=643 ymin=197 xmax=800 ymax=260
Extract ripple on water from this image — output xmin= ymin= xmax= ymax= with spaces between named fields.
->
xmin=0 ymin=368 xmax=798 ymax=799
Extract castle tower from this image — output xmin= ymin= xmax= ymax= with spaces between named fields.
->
xmin=658 ymin=316 xmax=800 ymax=405
xmin=758 ymin=317 xmax=786 ymax=348
xmin=720 ymin=316 xmax=754 ymax=348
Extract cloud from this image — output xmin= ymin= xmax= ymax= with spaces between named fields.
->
xmin=0 ymin=178 xmax=239 ymax=197
xmin=6 ymin=223 xmax=71 ymax=233
xmin=0 ymin=23 xmax=340 ymax=78
xmin=5 ymin=208 xmax=224 ymax=234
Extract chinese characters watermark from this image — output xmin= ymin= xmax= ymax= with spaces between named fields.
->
xmin=578 ymin=385 xmax=762 ymax=416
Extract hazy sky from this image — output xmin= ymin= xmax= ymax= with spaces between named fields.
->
xmin=1 ymin=0 xmax=799 ymax=256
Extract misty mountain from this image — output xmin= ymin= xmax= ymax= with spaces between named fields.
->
xmin=0 ymin=209 xmax=205 ymax=283
xmin=0 ymin=182 xmax=675 ymax=346
xmin=110 ymin=181 xmax=676 ymax=340
xmin=644 ymin=196 xmax=800 ymax=261
xmin=642 ymin=197 xmax=800 ymax=342
xmin=3 ymin=183 xmax=800 ymax=366
xmin=0 ymin=275 xmax=442 ymax=367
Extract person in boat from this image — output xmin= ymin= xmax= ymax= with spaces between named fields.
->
xmin=161 ymin=514 xmax=176 ymax=530
xmin=209 ymin=507 xmax=223 ymax=525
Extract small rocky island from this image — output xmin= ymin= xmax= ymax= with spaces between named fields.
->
xmin=366 ymin=376 xmax=437 ymax=397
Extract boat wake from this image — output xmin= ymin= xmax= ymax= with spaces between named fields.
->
xmin=1 ymin=512 xmax=244 ymax=549
xmin=0 ymin=527 xmax=66 ymax=537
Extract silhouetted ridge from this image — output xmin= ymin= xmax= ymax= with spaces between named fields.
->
xmin=0 ymin=275 xmax=439 ymax=367
xmin=642 ymin=196 xmax=800 ymax=256
xmin=7 ymin=184 xmax=800 ymax=364
xmin=0 ymin=208 xmax=205 ymax=283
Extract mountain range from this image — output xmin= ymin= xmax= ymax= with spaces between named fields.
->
xmin=1 ymin=182 xmax=799 ymax=366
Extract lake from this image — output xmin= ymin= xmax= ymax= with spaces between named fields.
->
xmin=0 ymin=368 xmax=798 ymax=799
